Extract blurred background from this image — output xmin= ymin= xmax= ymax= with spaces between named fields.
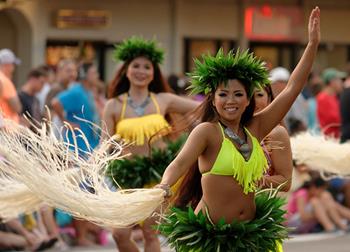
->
xmin=0 ymin=0 xmax=347 ymax=86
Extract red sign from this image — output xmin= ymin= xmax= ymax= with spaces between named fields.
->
xmin=245 ymin=6 xmax=304 ymax=42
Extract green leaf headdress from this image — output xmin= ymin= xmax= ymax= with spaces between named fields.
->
xmin=188 ymin=49 xmax=270 ymax=96
xmin=113 ymin=36 xmax=164 ymax=65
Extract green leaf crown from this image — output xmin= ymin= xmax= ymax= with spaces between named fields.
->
xmin=188 ymin=49 xmax=270 ymax=96
xmin=113 ymin=36 xmax=164 ymax=65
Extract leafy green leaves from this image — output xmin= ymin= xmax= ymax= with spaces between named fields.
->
xmin=158 ymin=192 xmax=288 ymax=252
xmin=188 ymin=49 xmax=270 ymax=96
xmin=107 ymin=135 xmax=187 ymax=189
xmin=113 ymin=36 xmax=164 ymax=64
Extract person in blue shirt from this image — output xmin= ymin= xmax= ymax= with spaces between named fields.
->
xmin=51 ymin=63 xmax=104 ymax=246
xmin=51 ymin=63 xmax=100 ymax=155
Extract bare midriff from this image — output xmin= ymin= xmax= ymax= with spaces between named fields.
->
xmin=196 ymin=174 xmax=256 ymax=224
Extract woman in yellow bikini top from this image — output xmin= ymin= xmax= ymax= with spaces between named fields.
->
xmin=103 ymin=37 xmax=198 ymax=156
xmin=202 ymin=123 xmax=268 ymax=194
xmin=102 ymin=36 xmax=198 ymax=252
xmin=115 ymin=92 xmax=170 ymax=147
xmin=157 ymin=8 xmax=320 ymax=251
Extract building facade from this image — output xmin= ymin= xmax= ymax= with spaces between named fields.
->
xmin=1 ymin=0 xmax=350 ymax=86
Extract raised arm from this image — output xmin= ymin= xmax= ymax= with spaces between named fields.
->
xmin=159 ymin=123 xmax=209 ymax=187
xmin=254 ymin=7 xmax=320 ymax=140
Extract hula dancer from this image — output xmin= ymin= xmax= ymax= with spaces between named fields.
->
xmin=102 ymin=36 xmax=198 ymax=252
xmin=157 ymin=7 xmax=320 ymax=252
xmin=254 ymin=85 xmax=293 ymax=191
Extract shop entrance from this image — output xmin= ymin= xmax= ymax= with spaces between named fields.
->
xmin=249 ymin=42 xmax=298 ymax=71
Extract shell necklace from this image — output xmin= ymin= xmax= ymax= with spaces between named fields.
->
xmin=222 ymin=123 xmax=251 ymax=161
xmin=127 ymin=93 xmax=151 ymax=116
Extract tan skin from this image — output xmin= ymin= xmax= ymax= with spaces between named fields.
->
xmin=160 ymin=7 xmax=320 ymax=224
xmin=254 ymin=88 xmax=293 ymax=191
xmin=102 ymin=56 xmax=199 ymax=155
xmin=103 ymin=57 xmax=198 ymax=252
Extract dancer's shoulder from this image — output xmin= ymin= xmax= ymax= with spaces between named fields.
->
xmin=192 ymin=122 xmax=220 ymax=136
xmin=268 ymin=125 xmax=290 ymax=142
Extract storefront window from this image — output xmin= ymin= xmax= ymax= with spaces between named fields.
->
xmin=250 ymin=42 xmax=297 ymax=71
xmin=184 ymin=38 xmax=235 ymax=72
xmin=46 ymin=40 xmax=108 ymax=80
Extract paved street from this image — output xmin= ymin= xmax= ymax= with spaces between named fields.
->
xmin=284 ymin=232 xmax=350 ymax=252
xmin=58 ymin=232 xmax=350 ymax=252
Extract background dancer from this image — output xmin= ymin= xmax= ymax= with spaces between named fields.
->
xmin=254 ymin=85 xmax=293 ymax=191
xmin=102 ymin=36 xmax=198 ymax=252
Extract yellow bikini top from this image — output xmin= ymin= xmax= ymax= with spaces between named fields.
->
xmin=202 ymin=123 xmax=268 ymax=194
xmin=115 ymin=93 xmax=171 ymax=146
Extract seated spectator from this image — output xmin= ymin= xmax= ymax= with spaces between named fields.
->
xmin=0 ymin=218 xmax=56 ymax=251
xmin=55 ymin=208 xmax=108 ymax=246
xmin=327 ymin=177 xmax=350 ymax=208
xmin=0 ymin=221 xmax=28 ymax=251
xmin=20 ymin=210 xmax=59 ymax=250
xmin=287 ymin=177 xmax=350 ymax=233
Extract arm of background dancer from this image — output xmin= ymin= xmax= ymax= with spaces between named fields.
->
xmin=162 ymin=92 xmax=200 ymax=114
xmin=254 ymin=7 xmax=320 ymax=141
xmin=160 ymin=123 xmax=209 ymax=187
xmin=101 ymin=99 xmax=117 ymax=140
xmin=262 ymin=126 xmax=293 ymax=191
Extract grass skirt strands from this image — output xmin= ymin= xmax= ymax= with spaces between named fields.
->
xmin=0 ymin=175 xmax=42 ymax=221
xmin=0 ymin=118 xmax=165 ymax=228
xmin=291 ymin=132 xmax=350 ymax=177
xmin=107 ymin=135 xmax=187 ymax=188
xmin=158 ymin=190 xmax=288 ymax=252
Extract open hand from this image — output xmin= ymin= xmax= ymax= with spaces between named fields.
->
xmin=308 ymin=7 xmax=320 ymax=46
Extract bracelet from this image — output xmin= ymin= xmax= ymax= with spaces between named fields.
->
xmin=156 ymin=183 xmax=172 ymax=197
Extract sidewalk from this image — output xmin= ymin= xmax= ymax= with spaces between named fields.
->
xmin=52 ymin=232 xmax=350 ymax=252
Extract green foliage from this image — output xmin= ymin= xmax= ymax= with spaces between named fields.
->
xmin=113 ymin=36 xmax=164 ymax=64
xmin=107 ymin=135 xmax=187 ymax=189
xmin=188 ymin=49 xmax=270 ymax=96
xmin=158 ymin=192 xmax=288 ymax=252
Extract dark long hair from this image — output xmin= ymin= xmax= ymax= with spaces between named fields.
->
xmin=108 ymin=59 xmax=172 ymax=98
xmin=173 ymin=79 xmax=256 ymax=208
xmin=264 ymin=84 xmax=274 ymax=103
